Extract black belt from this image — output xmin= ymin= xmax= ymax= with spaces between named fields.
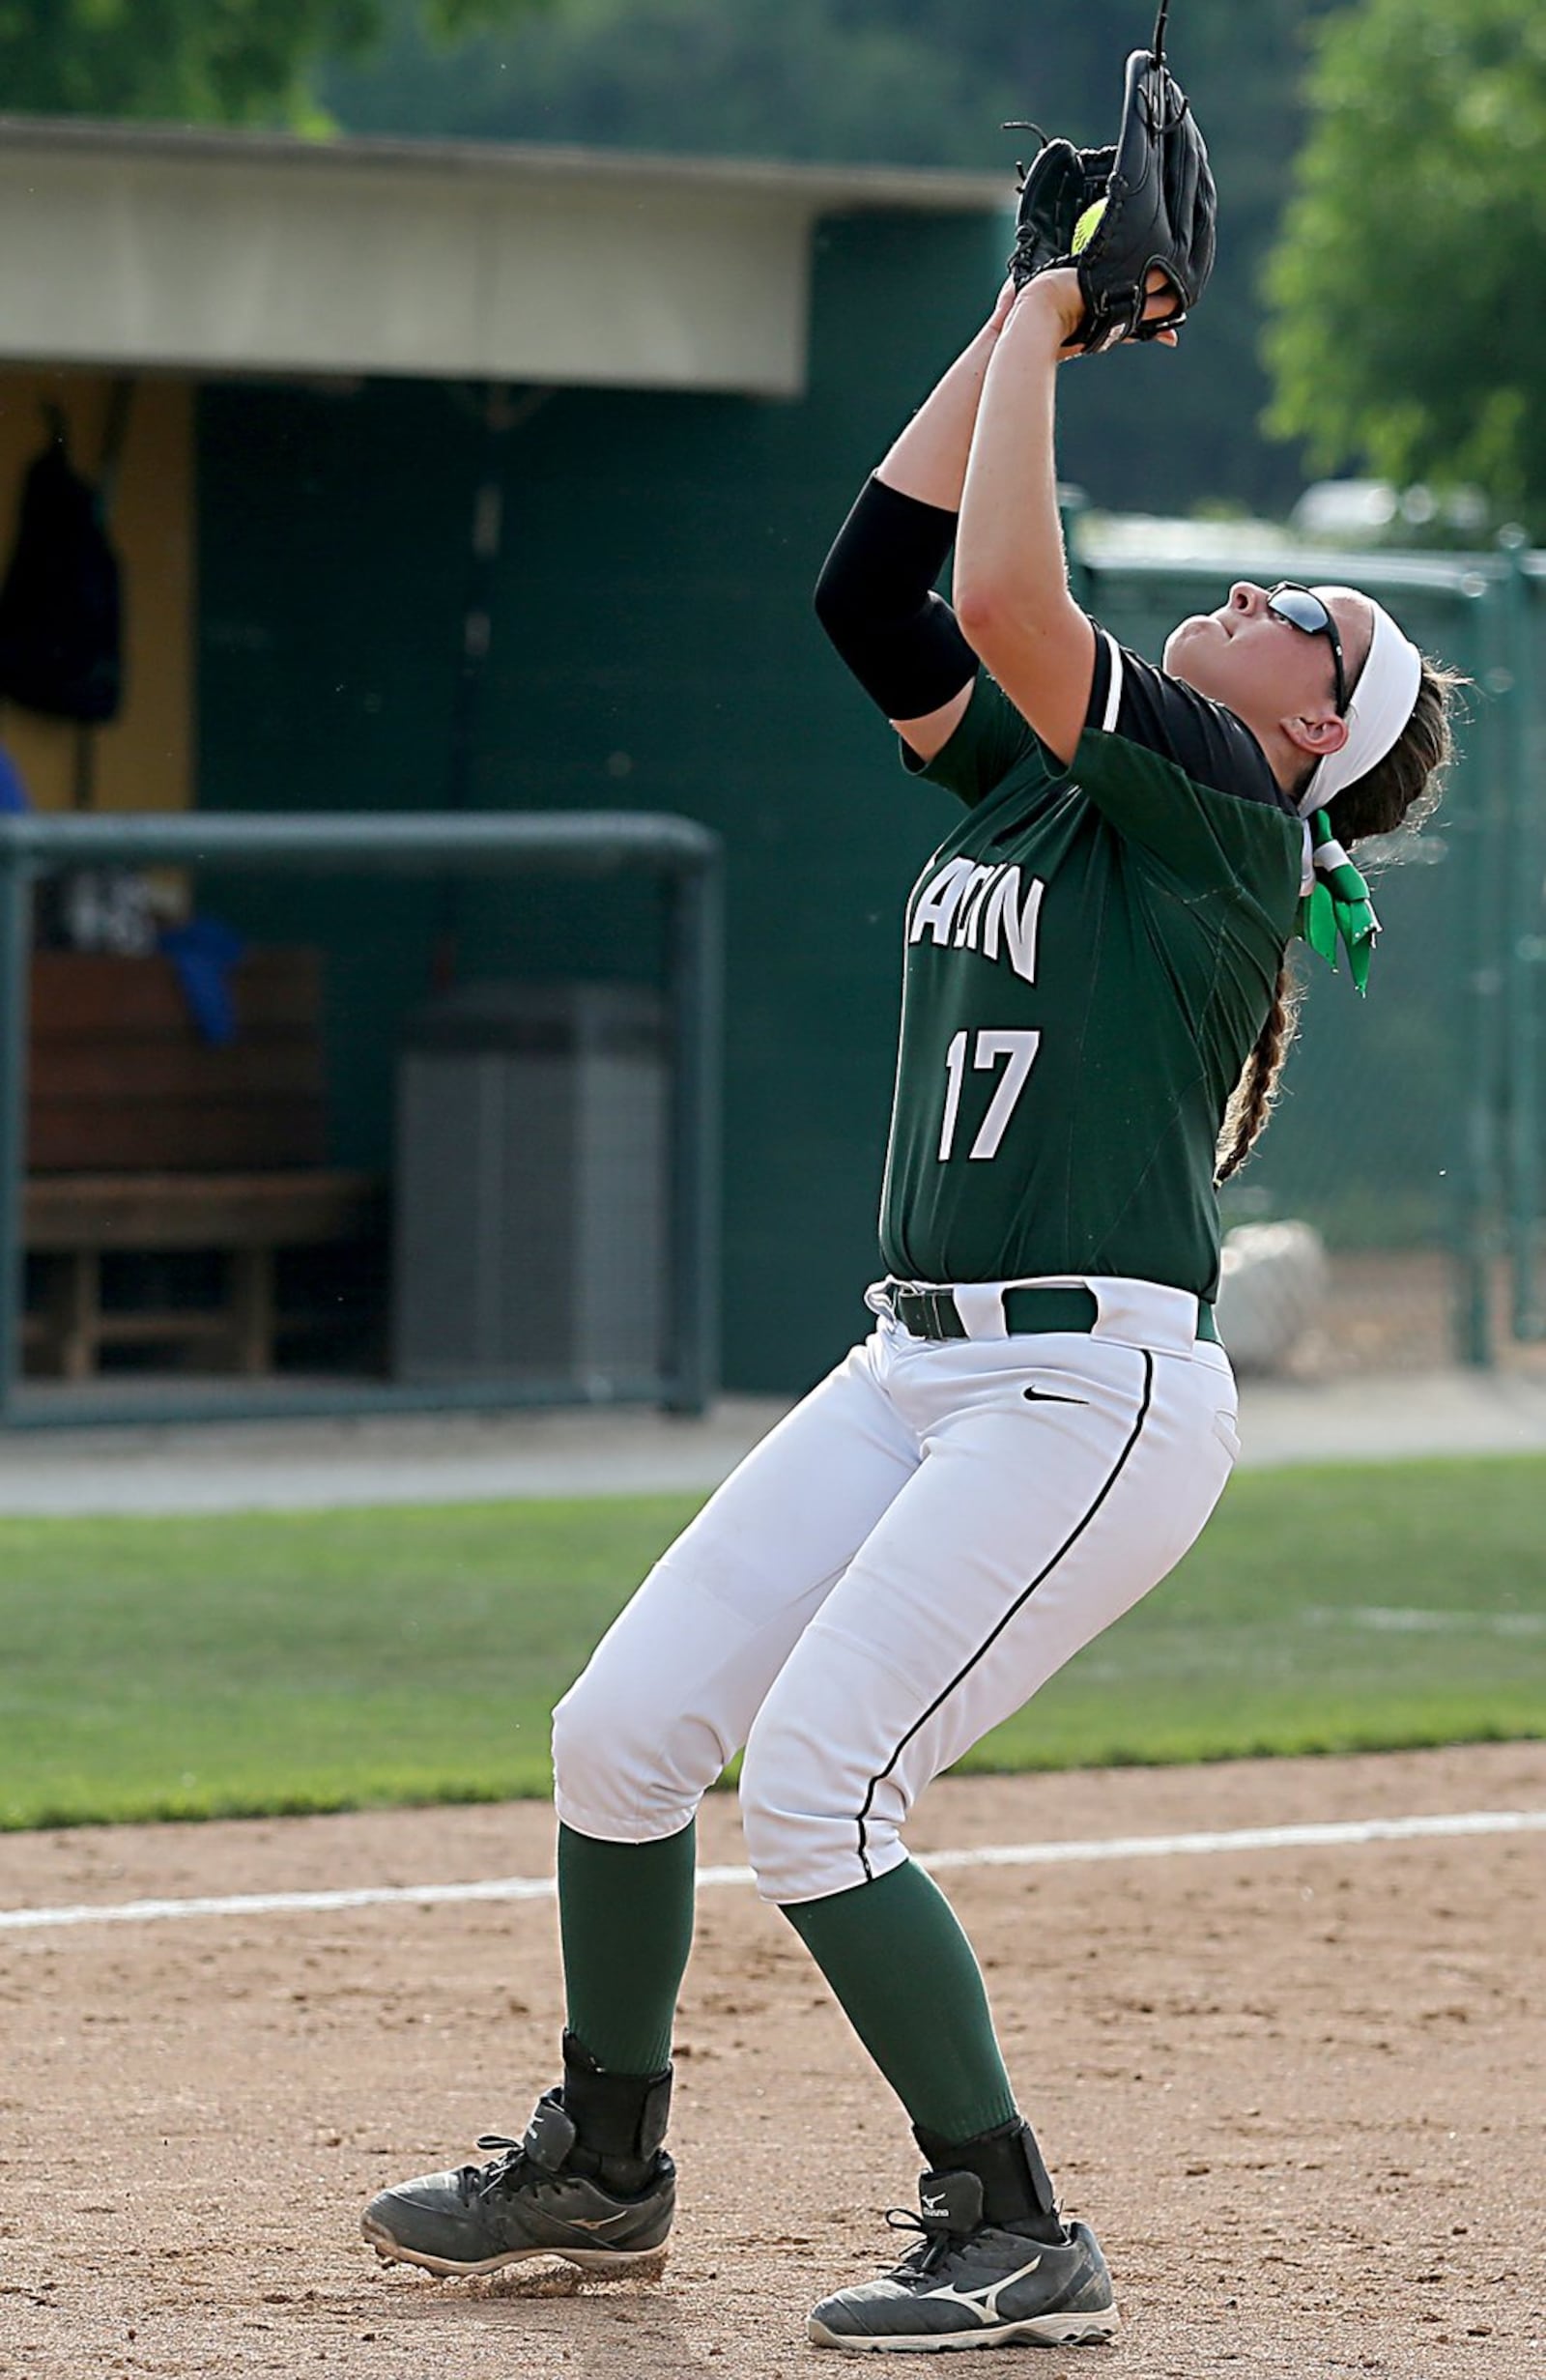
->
xmin=885 ymin=1281 xmax=1220 ymax=1346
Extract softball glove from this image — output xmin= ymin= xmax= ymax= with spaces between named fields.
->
xmin=1007 ymin=33 xmax=1216 ymax=355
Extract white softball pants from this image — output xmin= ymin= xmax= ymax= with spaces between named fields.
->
xmin=553 ymin=1279 xmax=1240 ymax=1906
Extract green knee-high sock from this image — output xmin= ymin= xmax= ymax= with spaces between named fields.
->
xmin=785 ymin=1860 xmax=1019 ymax=2144
xmin=558 ymin=1820 xmax=696 ymax=2076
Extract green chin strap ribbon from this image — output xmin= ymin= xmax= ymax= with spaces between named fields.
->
xmin=1296 ymin=809 xmax=1381 ymax=996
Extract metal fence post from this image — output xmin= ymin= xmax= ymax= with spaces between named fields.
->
xmin=1500 ymin=529 xmax=1545 ymax=1339
xmin=0 ymin=849 xmax=33 ymax=1419
xmin=1450 ymin=571 xmax=1505 ymax=1366
xmin=665 ymin=848 xmax=724 ymax=1414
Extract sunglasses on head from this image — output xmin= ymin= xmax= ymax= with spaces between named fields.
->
xmin=1266 ymin=583 xmax=1349 ymax=716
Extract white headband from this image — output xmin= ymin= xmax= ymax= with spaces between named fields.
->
xmin=1297 ymin=588 xmax=1423 ymax=821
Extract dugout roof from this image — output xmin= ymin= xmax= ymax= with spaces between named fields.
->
xmin=0 ymin=116 xmax=1004 ymax=398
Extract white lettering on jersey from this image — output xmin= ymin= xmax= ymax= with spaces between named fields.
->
xmin=980 ymin=868 xmax=1044 ymax=984
xmin=909 ymin=858 xmax=978 ymax=946
xmin=909 ymin=861 xmax=1045 ymax=987
xmin=952 ymin=867 xmax=997 ymax=951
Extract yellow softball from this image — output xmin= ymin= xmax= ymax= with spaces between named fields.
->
xmin=1072 ymin=198 xmax=1108 ymax=255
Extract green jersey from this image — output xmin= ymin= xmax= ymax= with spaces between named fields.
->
xmin=879 ymin=630 xmax=1304 ymax=1303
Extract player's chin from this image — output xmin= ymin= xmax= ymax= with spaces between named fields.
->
xmin=1161 ymin=617 xmax=1208 ymax=674
xmin=1163 ymin=613 xmax=1228 ymax=687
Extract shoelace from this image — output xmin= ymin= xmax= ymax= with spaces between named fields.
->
xmin=454 ymin=2134 xmax=527 ymax=2202
xmin=882 ymin=2205 xmax=963 ymax=2279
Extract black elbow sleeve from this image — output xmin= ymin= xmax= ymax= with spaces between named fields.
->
xmin=815 ymin=476 xmax=978 ymax=721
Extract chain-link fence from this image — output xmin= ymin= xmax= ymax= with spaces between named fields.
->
xmin=1077 ymin=527 xmax=1544 ymax=1379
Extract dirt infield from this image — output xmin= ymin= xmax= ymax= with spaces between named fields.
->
xmin=3 ymin=1742 xmax=1542 ymax=2379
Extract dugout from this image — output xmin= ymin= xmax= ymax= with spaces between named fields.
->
xmin=0 ymin=116 xmax=1014 ymax=1413
xmin=0 ymin=119 xmax=1536 ymax=1418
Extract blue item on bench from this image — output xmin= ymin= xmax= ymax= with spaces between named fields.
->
xmin=159 ymin=917 xmax=246 ymax=1048
xmin=0 ymin=744 xmax=31 ymax=814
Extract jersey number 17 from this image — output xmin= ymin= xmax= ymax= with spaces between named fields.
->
xmin=938 ymin=1029 xmax=1041 ymax=1162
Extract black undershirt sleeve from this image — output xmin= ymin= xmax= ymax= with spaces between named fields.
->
xmin=1085 ymin=630 xmax=1290 ymax=814
xmin=814 ymin=476 xmax=979 ymax=723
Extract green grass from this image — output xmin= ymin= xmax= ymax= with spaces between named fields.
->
xmin=2 ymin=1457 xmax=1542 ymax=1830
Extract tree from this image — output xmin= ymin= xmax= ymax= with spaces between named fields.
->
xmin=323 ymin=0 xmax=1325 ymax=178
xmin=0 ymin=0 xmax=546 ymax=128
xmin=1264 ymin=0 xmax=1546 ymax=524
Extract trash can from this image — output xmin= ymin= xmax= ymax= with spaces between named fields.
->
xmin=391 ymin=980 xmax=669 ymax=1390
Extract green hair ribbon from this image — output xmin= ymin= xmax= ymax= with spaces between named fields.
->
xmin=1296 ymin=809 xmax=1381 ymax=996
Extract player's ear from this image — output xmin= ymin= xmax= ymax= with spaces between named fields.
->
xmin=1282 ymin=712 xmax=1349 ymax=762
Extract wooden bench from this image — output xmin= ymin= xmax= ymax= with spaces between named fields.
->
xmin=23 ymin=950 xmax=384 ymax=1380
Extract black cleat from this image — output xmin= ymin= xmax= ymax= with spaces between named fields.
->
xmin=361 ymin=2090 xmax=674 ymax=2279
xmin=809 ymin=2167 xmax=1118 ymax=2352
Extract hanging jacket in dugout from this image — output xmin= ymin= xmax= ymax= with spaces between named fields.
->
xmin=0 ymin=438 xmax=123 ymax=725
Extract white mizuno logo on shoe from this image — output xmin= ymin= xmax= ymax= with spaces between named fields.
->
xmin=923 ymin=2251 xmax=1044 ymax=2327
xmin=567 ymin=2211 xmax=640 ymax=2232
xmin=921 ymin=2194 xmax=950 ymax=2219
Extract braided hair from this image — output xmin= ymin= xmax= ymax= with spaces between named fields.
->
xmin=1214 ymin=656 xmax=1464 ymax=1186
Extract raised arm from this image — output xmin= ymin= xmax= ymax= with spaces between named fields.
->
xmin=952 ymin=272 xmax=1096 ymax=768
xmin=875 ymin=279 xmax=1016 ymax=511
xmin=814 ymin=287 xmax=1015 ymax=765
xmin=954 ymin=267 xmax=1176 ymax=767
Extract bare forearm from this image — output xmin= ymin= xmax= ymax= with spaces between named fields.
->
xmin=955 ymin=284 xmax=1073 ymax=628
xmin=874 ymin=306 xmax=1009 ymax=514
xmin=951 ymin=275 xmax=1095 ymax=763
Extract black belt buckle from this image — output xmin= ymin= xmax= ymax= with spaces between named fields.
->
xmin=895 ymin=1284 xmax=962 ymax=1339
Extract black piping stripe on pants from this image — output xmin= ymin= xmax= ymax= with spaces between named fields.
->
xmin=853 ymin=1349 xmax=1156 ymax=1883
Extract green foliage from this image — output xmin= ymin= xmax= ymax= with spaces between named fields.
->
xmin=323 ymin=0 xmax=1322 ymax=170
xmin=322 ymin=0 xmax=998 ymax=164
xmin=0 ymin=1459 xmax=1540 ymax=1830
xmin=1264 ymin=0 xmax=1546 ymax=524
xmin=0 ymin=0 xmax=545 ymax=128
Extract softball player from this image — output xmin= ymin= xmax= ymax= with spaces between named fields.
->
xmin=362 ymin=266 xmax=1456 ymax=2351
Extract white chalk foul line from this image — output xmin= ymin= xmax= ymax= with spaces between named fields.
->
xmin=1 ymin=1807 xmax=1542 ymax=1936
